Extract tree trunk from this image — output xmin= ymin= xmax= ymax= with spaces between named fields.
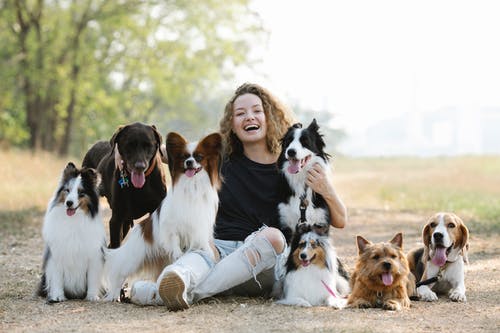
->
xmin=59 ymin=64 xmax=79 ymax=156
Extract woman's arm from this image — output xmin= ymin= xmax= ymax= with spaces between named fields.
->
xmin=305 ymin=163 xmax=347 ymax=228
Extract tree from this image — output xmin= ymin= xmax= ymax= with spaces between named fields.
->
xmin=0 ymin=0 xmax=263 ymax=155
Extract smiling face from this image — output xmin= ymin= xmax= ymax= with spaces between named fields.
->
xmin=292 ymin=232 xmax=327 ymax=269
xmin=231 ymin=93 xmax=267 ymax=147
xmin=422 ymin=212 xmax=469 ymax=266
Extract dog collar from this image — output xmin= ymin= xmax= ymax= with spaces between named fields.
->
xmin=416 ymin=260 xmax=454 ymax=287
xmin=144 ymin=154 xmax=158 ymax=177
xmin=117 ymin=154 xmax=159 ymax=189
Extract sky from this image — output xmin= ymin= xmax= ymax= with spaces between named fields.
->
xmin=239 ymin=0 xmax=500 ymax=156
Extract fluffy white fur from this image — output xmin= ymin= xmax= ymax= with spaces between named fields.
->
xmin=277 ymin=232 xmax=348 ymax=308
xmin=41 ymin=174 xmax=106 ymax=302
xmin=103 ymin=141 xmax=218 ymax=301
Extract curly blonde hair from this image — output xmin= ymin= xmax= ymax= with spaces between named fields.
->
xmin=219 ymin=83 xmax=295 ymax=158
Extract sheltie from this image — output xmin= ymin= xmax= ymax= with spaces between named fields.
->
xmin=37 ymin=162 xmax=106 ymax=302
xmin=277 ymin=223 xmax=349 ymax=307
xmin=103 ymin=132 xmax=222 ymax=301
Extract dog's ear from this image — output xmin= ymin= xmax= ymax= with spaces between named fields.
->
xmin=389 ymin=232 xmax=403 ymax=249
xmin=200 ymin=132 xmax=222 ymax=156
xmin=312 ymin=223 xmax=329 ymax=236
xmin=453 ymin=214 xmax=469 ymax=260
xmin=62 ymin=162 xmax=79 ymax=183
xmin=81 ymin=167 xmax=101 ymax=188
xmin=114 ymin=143 xmax=123 ymax=170
xmin=166 ymin=132 xmax=187 ymax=175
xmin=64 ymin=162 xmax=78 ymax=173
xmin=356 ymin=235 xmax=371 ymax=254
xmin=422 ymin=221 xmax=432 ymax=248
xmin=110 ymin=125 xmax=126 ymax=147
xmin=307 ymin=118 xmax=319 ymax=132
xmin=151 ymin=124 xmax=163 ymax=149
xmin=292 ymin=122 xmax=302 ymax=129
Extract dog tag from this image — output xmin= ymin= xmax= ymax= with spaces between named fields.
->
xmin=119 ymin=170 xmax=129 ymax=188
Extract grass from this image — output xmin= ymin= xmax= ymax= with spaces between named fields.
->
xmin=333 ymin=155 xmax=500 ymax=232
xmin=1 ymin=150 xmax=499 ymax=234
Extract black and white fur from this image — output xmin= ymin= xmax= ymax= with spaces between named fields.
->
xmin=277 ymin=223 xmax=349 ymax=307
xmin=37 ymin=162 xmax=106 ymax=302
xmin=277 ymin=119 xmax=332 ymax=242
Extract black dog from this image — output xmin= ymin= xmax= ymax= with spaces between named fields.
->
xmin=82 ymin=122 xmax=167 ymax=248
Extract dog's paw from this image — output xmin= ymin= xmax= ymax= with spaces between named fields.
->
xmin=348 ymin=299 xmax=372 ymax=309
xmin=417 ymin=286 xmax=438 ymax=302
xmin=85 ymin=294 xmax=100 ymax=302
xmin=47 ymin=294 xmax=67 ymax=303
xmin=328 ymin=297 xmax=347 ymax=309
xmin=382 ymin=300 xmax=402 ymax=311
xmin=276 ymin=297 xmax=312 ymax=307
xmin=449 ymin=289 xmax=466 ymax=302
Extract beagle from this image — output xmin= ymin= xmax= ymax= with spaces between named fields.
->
xmin=407 ymin=212 xmax=469 ymax=302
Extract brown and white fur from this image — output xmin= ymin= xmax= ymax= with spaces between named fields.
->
xmin=103 ymin=132 xmax=222 ymax=301
xmin=277 ymin=223 xmax=349 ymax=307
xmin=407 ymin=212 xmax=469 ymax=302
xmin=37 ymin=162 xmax=106 ymax=302
xmin=348 ymin=233 xmax=414 ymax=311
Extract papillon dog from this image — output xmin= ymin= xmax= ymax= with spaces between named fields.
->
xmin=37 ymin=162 xmax=106 ymax=302
xmin=277 ymin=119 xmax=332 ymax=243
xmin=277 ymin=223 xmax=349 ymax=307
xmin=103 ymin=132 xmax=222 ymax=301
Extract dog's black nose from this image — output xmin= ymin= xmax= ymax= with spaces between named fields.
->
xmin=383 ymin=261 xmax=391 ymax=270
xmin=300 ymin=253 xmax=307 ymax=260
xmin=134 ymin=161 xmax=146 ymax=170
xmin=287 ymin=148 xmax=296 ymax=158
xmin=186 ymin=159 xmax=193 ymax=168
xmin=433 ymin=232 xmax=443 ymax=241
xmin=66 ymin=200 xmax=73 ymax=208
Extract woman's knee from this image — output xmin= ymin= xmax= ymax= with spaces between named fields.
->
xmin=257 ymin=227 xmax=285 ymax=254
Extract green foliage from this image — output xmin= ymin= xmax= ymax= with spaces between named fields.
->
xmin=0 ymin=0 xmax=264 ymax=155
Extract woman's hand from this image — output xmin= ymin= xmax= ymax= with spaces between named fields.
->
xmin=306 ymin=163 xmax=347 ymax=228
xmin=306 ymin=163 xmax=334 ymax=197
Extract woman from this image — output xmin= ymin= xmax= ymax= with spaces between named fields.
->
xmin=131 ymin=83 xmax=347 ymax=310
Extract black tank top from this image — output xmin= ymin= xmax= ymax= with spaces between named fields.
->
xmin=214 ymin=153 xmax=283 ymax=241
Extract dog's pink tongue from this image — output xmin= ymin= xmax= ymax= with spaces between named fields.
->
xmin=382 ymin=272 xmax=393 ymax=286
xmin=185 ymin=169 xmax=196 ymax=178
xmin=287 ymin=160 xmax=301 ymax=174
xmin=66 ymin=208 xmax=76 ymax=217
xmin=131 ymin=172 xmax=146 ymax=188
xmin=432 ymin=247 xmax=448 ymax=267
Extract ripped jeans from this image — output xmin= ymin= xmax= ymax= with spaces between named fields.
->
xmin=189 ymin=226 xmax=288 ymax=302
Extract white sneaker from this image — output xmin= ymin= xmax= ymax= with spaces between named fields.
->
xmin=129 ymin=281 xmax=164 ymax=306
xmin=158 ymin=271 xmax=189 ymax=311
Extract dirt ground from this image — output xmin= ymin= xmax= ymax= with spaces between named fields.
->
xmin=1 ymin=208 xmax=499 ymax=333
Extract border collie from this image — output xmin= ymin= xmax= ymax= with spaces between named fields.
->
xmin=277 ymin=119 xmax=332 ymax=242
xmin=37 ymin=162 xmax=106 ymax=302
xmin=277 ymin=223 xmax=349 ymax=307
xmin=103 ymin=132 xmax=222 ymax=301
